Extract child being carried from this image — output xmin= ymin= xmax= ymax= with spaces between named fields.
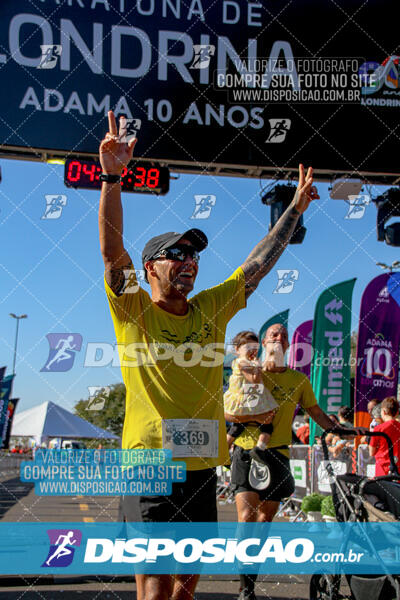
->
xmin=224 ymin=330 xmax=278 ymax=465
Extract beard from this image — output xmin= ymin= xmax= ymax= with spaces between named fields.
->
xmin=264 ymin=342 xmax=285 ymax=368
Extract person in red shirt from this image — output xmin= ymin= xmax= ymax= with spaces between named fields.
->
xmin=369 ymin=397 xmax=400 ymax=476
xmin=296 ymin=414 xmax=310 ymax=444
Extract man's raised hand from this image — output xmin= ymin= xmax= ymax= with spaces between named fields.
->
xmin=293 ymin=164 xmax=319 ymax=214
xmin=99 ymin=111 xmax=137 ymax=175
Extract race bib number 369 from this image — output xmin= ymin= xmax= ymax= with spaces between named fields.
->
xmin=162 ymin=419 xmax=219 ymax=458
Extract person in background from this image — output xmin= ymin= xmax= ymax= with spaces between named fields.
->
xmin=337 ymin=406 xmax=353 ymax=428
xmin=370 ymin=403 xmax=383 ymax=431
xmin=296 ymin=414 xmax=310 ymax=445
xmin=369 ymin=397 xmax=400 ymax=476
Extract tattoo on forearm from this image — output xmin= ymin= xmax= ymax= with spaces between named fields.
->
xmin=106 ymin=261 xmax=133 ymax=296
xmin=242 ymin=205 xmax=300 ymax=298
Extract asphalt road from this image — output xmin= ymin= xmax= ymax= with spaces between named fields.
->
xmin=0 ymin=470 xmax=350 ymax=599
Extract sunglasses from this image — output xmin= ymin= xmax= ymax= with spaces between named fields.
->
xmin=153 ymin=244 xmax=200 ymax=264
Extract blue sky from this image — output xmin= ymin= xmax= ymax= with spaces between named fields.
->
xmin=0 ymin=158 xmax=397 ymax=414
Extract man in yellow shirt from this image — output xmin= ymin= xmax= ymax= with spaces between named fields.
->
xmin=98 ymin=111 xmax=319 ymax=600
xmin=225 ymin=324 xmax=337 ymax=600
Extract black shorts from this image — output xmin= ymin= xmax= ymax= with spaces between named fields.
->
xmin=230 ymin=445 xmax=295 ymax=502
xmin=119 ymin=467 xmax=218 ymax=522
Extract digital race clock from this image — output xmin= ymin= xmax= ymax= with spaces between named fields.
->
xmin=64 ymin=158 xmax=169 ymax=195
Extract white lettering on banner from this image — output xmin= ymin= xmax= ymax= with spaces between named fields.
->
xmin=19 ymin=87 xmax=132 ymax=117
xmin=8 ymin=15 xmax=297 ymax=84
xmin=323 ymin=331 xmax=344 ymax=412
xmin=83 ymin=536 xmax=315 ymax=564
xmin=24 ymin=1 xmax=263 ymax=24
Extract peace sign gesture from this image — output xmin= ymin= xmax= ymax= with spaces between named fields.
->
xmin=293 ymin=164 xmax=319 ymax=214
xmin=99 ymin=111 xmax=137 ymax=175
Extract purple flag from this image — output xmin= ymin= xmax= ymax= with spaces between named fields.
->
xmin=355 ymin=273 xmax=400 ymax=428
xmin=288 ymin=320 xmax=313 ymax=378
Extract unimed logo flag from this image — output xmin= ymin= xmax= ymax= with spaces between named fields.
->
xmin=355 ymin=273 xmax=400 ymax=428
xmin=309 ymin=279 xmax=356 ymax=445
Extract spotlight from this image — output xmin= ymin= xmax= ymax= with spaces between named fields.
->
xmin=262 ymin=184 xmax=306 ymax=244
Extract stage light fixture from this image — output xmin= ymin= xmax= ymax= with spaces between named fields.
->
xmin=262 ymin=184 xmax=306 ymax=244
xmin=373 ymin=187 xmax=400 ymax=246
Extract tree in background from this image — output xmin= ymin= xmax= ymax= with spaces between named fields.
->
xmin=74 ymin=383 xmax=125 ymax=442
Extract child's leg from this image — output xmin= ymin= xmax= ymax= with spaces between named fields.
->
xmin=256 ymin=423 xmax=273 ymax=449
xmin=250 ymin=424 xmax=274 ymax=465
xmin=226 ymin=422 xmax=245 ymax=448
xmin=257 ymin=431 xmax=271 ymax=449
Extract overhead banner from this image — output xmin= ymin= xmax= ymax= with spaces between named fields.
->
xmin=288 ymin=320 xmax=313 ymax=378
xmin=0 ymin=398 xmax=19 ymax=450
xmin=258 ymin=309 xmax=289 ymax=362
xmin=0 ymin=1 xmax=399 ymax=178
xmin=0 ymin=374 xmax=15 ymax=447
xmin=309 ymin=279 xmax=356 ymax=445
xmin=354 ymin=273 xmax=400 ymax=429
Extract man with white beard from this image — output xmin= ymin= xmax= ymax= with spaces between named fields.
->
xmin=225 ymin=323 xmax=336 ymax=600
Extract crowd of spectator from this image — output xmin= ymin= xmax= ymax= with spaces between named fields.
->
xmin=294 ymin=397 xmax=400 ymax=477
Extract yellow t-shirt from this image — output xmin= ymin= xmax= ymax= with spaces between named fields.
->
xmin=104 ymin=266 xmax=246 ymax=470
xmin=234 ymin=368 xmax=317 ymax=457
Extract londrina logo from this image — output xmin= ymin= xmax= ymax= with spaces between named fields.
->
xmin=359 ymin=56 xmax=399 ymax=97
xmin=42 ymin=529 xmax=82 ymax=567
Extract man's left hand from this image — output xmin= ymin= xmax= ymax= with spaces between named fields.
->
xmin=292 ymin=164 xmax=319 ymax=214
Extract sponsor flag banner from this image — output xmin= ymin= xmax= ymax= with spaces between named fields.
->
xmin=0 ymin=398 xmax=19 ymax=450
xmin=310 ymin=280 xmax=356 ymax=445
xmin=0 ymin=522 xmax=400 ymax=575
xmin=0 ymin=374 xmax=15 ymax=447
xmin=258 ymin=310 xmax=289 ymax=362
xmin=354 ymin=273 xmax=400 ymax=428
xmin=288 ymin=320 xmax=313 ymax=378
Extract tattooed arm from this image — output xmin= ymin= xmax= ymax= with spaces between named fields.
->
xmin=98 ymin=111 xmax=136 ymax=295
xmin=241 ymin=164 xmax=319 ymax=299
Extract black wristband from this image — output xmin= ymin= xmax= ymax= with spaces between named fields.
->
xmin=99 ymin=173 xmax=121 ymax=184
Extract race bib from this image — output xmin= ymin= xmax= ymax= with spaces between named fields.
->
xmin=162 ymin=419 xmax=219 ymax=458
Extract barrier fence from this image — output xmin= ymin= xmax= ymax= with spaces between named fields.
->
xmin=290 ymin=444 xmax=376 ymax=498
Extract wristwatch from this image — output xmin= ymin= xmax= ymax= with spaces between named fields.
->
xmin=99 ymin=173 xmax=121 ymax=183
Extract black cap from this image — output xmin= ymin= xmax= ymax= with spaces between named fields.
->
xmin=142 ymin=228 xmax=208 ymax=282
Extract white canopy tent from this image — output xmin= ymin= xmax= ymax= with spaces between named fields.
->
xmin=11 ymin=400 xmax=119 ymax=445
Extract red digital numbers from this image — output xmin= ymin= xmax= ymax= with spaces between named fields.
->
xmin=135 ymin=166 xmax=146 ymax=187
xmin=67 ymin=160 xmax=82 ymax=182
xmin=65 ymin=160 xmax=168 ymax=194
xmin=146 ymin=168 xmax=160 ymax=188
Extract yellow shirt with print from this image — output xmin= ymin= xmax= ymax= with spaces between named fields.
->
xmin=104 ymin=266 xmax=246 ymax=471
xmin=234 ymin=367 xmax=317 ymax=458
